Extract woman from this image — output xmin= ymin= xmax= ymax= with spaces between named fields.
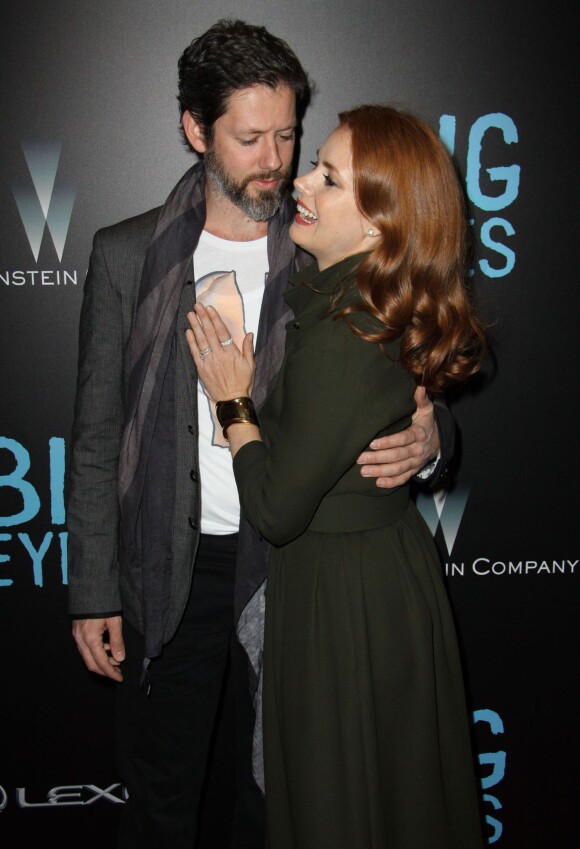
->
xmin=187 ymin=105 xmax=485 ymax=849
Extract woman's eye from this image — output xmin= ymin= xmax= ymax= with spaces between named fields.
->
xmin=323 ymin=174 xmax=336 ymax=187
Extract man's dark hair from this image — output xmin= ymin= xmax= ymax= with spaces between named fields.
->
xmin=178 ymin=19 xmax=310 ymax=146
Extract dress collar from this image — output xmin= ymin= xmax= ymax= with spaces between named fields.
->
xmin=284 ymin=252 xmax=368 ymax=322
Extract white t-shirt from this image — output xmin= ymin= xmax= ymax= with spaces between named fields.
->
xmin=194 ymin=229 xmax=269 ymax=534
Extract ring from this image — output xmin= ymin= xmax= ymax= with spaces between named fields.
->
xmin=199 ymin=346 xmax=212 ymax=359
xmin=220 ymin=337 xmax=233 ymax=347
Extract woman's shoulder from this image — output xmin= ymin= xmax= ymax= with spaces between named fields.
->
xmin=298 ymin=299 xmax=402 ymax=378
xmin=329 ymin=286 xmax=402 ymax=355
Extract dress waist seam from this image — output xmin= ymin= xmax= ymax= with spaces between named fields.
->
xmin=308 ymin=488 xmax=409 ymax=533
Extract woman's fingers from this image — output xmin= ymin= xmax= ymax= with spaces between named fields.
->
xmin=192 ymin=303 xmax=232 ymax=350
xmin=186 ymin=305 xmax=234 ymax=369
xmin=242 ymin=332 xmax=255 ymax=368
xmin=185 ymin=305 xmax=255 ymax=401
xmin=185 ymin=314 xmax=207 ymax=364
xmin=192 ymin=304 xmax=218 ymax=348
xmin=201 ymin=304 xmax=233 ymax=346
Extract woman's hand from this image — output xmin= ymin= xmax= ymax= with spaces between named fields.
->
xmin=186 ymin=303 xmax=255 ymax=402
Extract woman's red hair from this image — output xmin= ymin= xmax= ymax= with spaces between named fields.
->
xmin=336 ymin=105 xmax=486 ymax=392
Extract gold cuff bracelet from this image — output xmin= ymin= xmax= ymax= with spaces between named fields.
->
xmin=215 ymin=397 xmax=259 ymax=441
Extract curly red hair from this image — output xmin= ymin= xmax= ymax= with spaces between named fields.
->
xmin=336 ymin=105 xmax=486 ymax=392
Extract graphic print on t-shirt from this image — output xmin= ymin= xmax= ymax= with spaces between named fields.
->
xmin=196 ymin=270 xmax=246 ymax=447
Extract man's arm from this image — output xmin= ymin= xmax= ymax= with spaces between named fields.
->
xmin=67 ymin=228 xmax=127 ymax=678
xmin=357 ymin=386 xmax=455 ymax=488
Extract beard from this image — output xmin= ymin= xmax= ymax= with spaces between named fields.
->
xmin=205 ymin=147 xmax=290 ymax=221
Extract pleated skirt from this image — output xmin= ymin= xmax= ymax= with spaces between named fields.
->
xmin=263 ymin=503 xmax=483 ymax=849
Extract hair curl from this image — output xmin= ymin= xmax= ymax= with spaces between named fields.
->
xmin=336 ymin=105 xmax=486 ymax=392
xmin=177 ymin=19 xmax=310 ymax=147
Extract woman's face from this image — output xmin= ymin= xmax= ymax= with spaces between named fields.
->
xmin=289 ymin=126 xmax=377 ymax=270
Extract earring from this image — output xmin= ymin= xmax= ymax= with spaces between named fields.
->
xmin=367 ymin=228 xmax=375 ymax=236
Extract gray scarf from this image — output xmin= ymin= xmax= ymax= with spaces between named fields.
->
xmin=117 ymin=159 xmax=308 ymax=664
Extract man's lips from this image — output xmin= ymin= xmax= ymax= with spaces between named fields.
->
xmin=247 ymin=171 xmax=288 ymax=190
xmin=253 ymin=178 xmax=279 ymax=189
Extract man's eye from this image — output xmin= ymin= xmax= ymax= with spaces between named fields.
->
xmin=240 ymin=138 xmax=258 ymax=146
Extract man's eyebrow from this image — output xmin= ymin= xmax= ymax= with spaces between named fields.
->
xmin=239 ymin=123 xmax=297 ymax=134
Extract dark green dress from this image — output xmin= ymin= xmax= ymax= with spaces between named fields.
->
xmin=233 ymin=255 xmax=483 ymax=849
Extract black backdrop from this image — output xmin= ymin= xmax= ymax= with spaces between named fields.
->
xmin=1 ymin=1 xmax=578 ymax=846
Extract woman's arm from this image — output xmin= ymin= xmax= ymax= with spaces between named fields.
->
xmin=187 ymin=303 xmax=415 ymax=546
xmin=232 ymin=334 xmax=414 ymax=545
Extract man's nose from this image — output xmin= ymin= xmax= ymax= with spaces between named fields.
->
xmin=260 ymin=137 xmax=283 ymax=171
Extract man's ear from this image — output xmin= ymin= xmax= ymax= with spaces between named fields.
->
xmin=182 ymin=111 xmax=208 ymax=154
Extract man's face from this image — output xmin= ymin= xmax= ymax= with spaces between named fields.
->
xmin=203 ymin=84 xmax=297 ymax=221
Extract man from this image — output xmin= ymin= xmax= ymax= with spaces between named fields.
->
xmin=67 ymin=19 xmax=450 ymax=849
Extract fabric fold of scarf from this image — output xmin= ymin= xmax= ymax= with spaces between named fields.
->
xmin=116 ymin=158 xmax=307 ymax=664
xmin=118 ymin=161 xmax=206 ymax=661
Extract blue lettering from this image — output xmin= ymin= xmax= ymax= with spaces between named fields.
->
xmin=18 ymin=532 xmax=53 ymax=587
xmin=60 ymin=531 xmax=68 ymax=584
xmin=438 ymin=114 xmax=456 ymax=155
xmin=474 ymin=709 xmax=506 ymax=787
xmin=479 ymin=751 xmax=506 ymax=789
xmin=49 ymin=437 xmax=66 ymax=524
xmin=0 ymin=533 xmax=13 ymax=586
xmin=479 ymin=217 xmax=516 ymax=277
xmin=474 ymin=710 xmax=505 ymax=838
xmin=474 ymin=708 xmax=504 ymax=736
xmin=483 ymin=794 xmax=503 ymax=843
xmin=466 ymin=113 xmax=520 ymax=211
xmin=0 ymin=437 xmax=41 ymax=526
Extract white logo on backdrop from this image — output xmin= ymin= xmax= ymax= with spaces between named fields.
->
xmin=11 ymin=141 xmax=75 ymax=262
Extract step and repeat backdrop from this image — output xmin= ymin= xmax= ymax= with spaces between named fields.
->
xmin=0 ymin=1 xmax=577 ymax=846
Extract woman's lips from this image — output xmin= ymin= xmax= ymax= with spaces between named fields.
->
xmin=294 ymin=201 xmax=318 ymax=225
xmin=294 ymin=211 xmax=313 ymax=226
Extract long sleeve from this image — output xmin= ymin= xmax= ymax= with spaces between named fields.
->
xmin=67 ymin=229 xmax=125 ymax=615
xmin=432 ymin=395 xmax=455 ymax=480
xmin=413 ymin=394 xmax=456 ymax=486
xmin=233 ymin=316 xmax=416 ymax=547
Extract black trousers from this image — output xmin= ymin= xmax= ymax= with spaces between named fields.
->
xmin=115 ymin=533 xmax=264 ymax=849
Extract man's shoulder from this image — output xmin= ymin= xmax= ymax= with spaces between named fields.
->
xmin=95 ymin=206 xmax=162 ymax=249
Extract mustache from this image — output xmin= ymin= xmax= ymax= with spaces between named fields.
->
xmin=242 ymin=169 xmax=291 ymax=189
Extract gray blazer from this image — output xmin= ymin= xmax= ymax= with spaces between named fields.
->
xmin=67 ymin=207 xmax=198 ymax=636
xmin=67 ymin=195 xmax=305 ymax=643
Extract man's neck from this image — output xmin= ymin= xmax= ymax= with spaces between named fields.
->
xmin=204 ymin=187 xmax=269 ymax=242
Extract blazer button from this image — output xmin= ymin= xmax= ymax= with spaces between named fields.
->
xmin=188 ymin=517 xmax=198 ymax=530
xmin=190 ymin=469 xmax=198 ymax=482
xmin=188 ymin=424 xmax=194 ymax=434
xmin=292 ymin=321 xmax=300 ymax=329
xmin=185 ymin=279 xmax=193 ymax=286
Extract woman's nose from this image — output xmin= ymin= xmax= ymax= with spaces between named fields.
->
xmin=293 ymin=174 xmax=311 ymax=195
